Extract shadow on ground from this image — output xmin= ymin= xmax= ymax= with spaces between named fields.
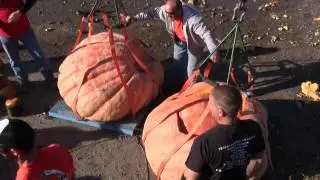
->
xmin=161 ymin=46 xmax=280 ymax=97
xmin=253 ymin=60 xmax=320 ymax=96
xmin=0 ymin=56 xmax=64 ymax=76
xmin=0 ymin=126 xmax=118 ymax=180
xmin=0 ymin=80 xmax=60 ymax=117
xmin=0 ymin=56 xmax=65 ymax=117
xmin=262 ymin=99 xmax=320 ymax=179
xmin=35 ymin=126 xmax=117 ymax=149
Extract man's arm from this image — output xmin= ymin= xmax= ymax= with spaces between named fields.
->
xmin=184 ymin=138 xmax=206 ymax=180
xmin=133 ymin=6 xmax=163 ymax=21
xmin=19 ymin=0 xmax=37 ymax=14
xmin=191 ymin=16 xmax=219 ymax=54
xmin=251 ymin=123 xmax=265 ymax=158
xmin=251 ymin=151 xmax=264 ymax=160
xmin=7 ymin=0 xmax=36 ymax=24
xmin=183 ymin=168 xmax=200 ymax=180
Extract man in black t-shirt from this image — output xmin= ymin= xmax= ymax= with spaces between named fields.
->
xmin=183 ymin=85 xmax=265 ymax=180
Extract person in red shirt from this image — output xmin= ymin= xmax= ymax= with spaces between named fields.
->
xmin=0 ymin=118 xmax=75 ymax=180
xmin=0 ymin=0 xmax=54 ymax=93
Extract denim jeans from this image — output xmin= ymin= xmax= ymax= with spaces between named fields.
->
xmin=162 ymin=40 xmax=203 ymax=95
xmin=0 ymin=28 xmax=53 ymax=85
xmin=173 ymin=40 xmax=199 ymax=78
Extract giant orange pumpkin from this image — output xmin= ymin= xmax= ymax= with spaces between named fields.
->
xmin=142 ymin=82 xmax=271 ymax=180
xmin=58 ymin=32 xmax=164 ymax=122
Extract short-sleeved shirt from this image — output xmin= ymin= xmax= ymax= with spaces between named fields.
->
xmin=185 ymin=120 xmax=265 ymax=180
xmin=16 ymin=144 xmax=74 ymax=180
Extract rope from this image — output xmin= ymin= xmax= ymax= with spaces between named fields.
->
xmin=88 ymin=0 xmax=102 ymax=19
xmin=179 ymin=62 xmax=212 ymax=94
xmin=71 ymin=16 xmax=85 ymax=51
xmin=156 ymin=107 xmax=210 ymax=179
xmin=102 ymin=12 xmax=136 ymax=118
xmin=227 ymin=23 xmax=239 ymax=84
xmin=88 ymin=15 xmax=94 ymax=38
xmin=193 ymin=0 xmax=254 ymax=92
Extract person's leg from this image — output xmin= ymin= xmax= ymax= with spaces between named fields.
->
xmin=162 ymin=40 xmax=188 ymax=95
xmin=173 ymin=40 xmax=188 ymax=62
xmin=173 ymin=40 xmax=188 ymax=80
xmin=19 ymin=28 xmax=54 ymax=83
xmin=187 ymin=51 xmax=200 ymax=77
xmin=0 ymin=36 xmax=29 ymax=86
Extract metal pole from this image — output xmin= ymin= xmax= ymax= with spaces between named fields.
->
xmin=227 ymin=23 xmax=239 ymax=84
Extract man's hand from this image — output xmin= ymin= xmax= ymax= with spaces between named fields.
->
xmin=210 ymin=52 xmax=220 ymax=63
xmin=183 ymin=168 xmax=200 ymax=180
xmin=120 ymin=13 xmax=132 ymax=26
xmin=8 ymin=10 xmax=22 ymax=24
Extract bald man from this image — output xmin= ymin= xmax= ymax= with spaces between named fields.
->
xmin=183 ymin=85 xmax=265 ymax=180
xmin=125 ymin=0 xmax=219 ymax=84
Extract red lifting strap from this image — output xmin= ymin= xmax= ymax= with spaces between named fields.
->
xmin=119 ymin=14 xmax=128 ymax=41
xmin=180 ymin=62 xmax=213 ymax=94
xmin=71 ymin=16 xmax=85 ymax=51
xmin=247 ymin=70 xmax=254 ymax=88
xmin=88 ymin=15 xmax=94 ymax=38
xmin=125 ymin=41 xmax=157 ymax=82
xmin=230 ymin=67 xmax=241 ymax=89
xmin=69 ymin=12 xmax=159 ymax=120
xmin=156 ymin=107 xmax=210 ymax=179
xmin=102 ymin=13 xmax=135 ymax=118
xmin=118 ymin=13 xmax=157 ymax=85
xmin=142 ymin=94 xmax=209 ymax=143
xmin=70 ymin=16 xmax=100 ymax=120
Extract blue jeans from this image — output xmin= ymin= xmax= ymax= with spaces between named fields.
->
xmin=173 ymin=40 xmax=199 ymax=78
xmin=162 ymin=40 xmax=202 ymax=95
xmin=0 ymin=28 xmax=53 ymax=85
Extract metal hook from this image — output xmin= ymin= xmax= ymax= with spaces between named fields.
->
xmin=232 ymin=0 xmax=246 ymax=23
xmin=88 ymin=0 xmax=102 ymax=19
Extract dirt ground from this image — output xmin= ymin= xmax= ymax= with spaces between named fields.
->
xmin=1 ymin=0 xmax=320 ymax=179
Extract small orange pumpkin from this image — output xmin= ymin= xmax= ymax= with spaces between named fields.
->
xmin=5 ymin=97 xmax=20 ymax=107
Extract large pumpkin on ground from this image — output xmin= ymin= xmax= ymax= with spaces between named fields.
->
xmin=58 ymin=32 xmax=164 ymax=122
xmin=142 ymin=82 xmax=271 ymax=180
